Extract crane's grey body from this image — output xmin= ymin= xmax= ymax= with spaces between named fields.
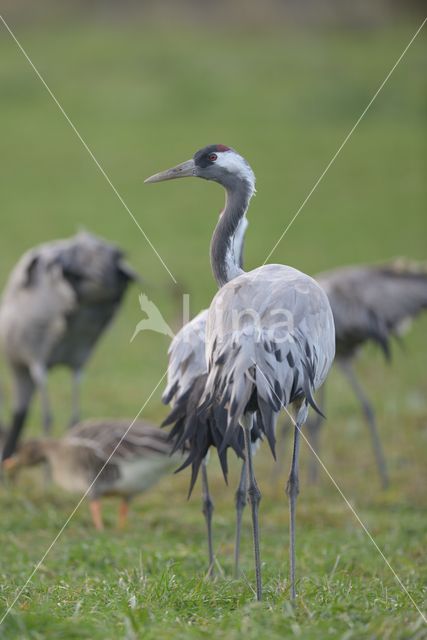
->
xmin=0 ymin=231 xmax=138 ymax=460
xmin=146 ymin=144 xmax=335 ymax=600
xmin=204 ymin=263 xmax=335 ymax=440
xmin=305 ymin=260 xmax=427 ymax=487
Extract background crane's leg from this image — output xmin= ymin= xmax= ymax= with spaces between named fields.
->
xmin=339 ymin=360 xmax=389 ymax=489
xmin=30 ymin=364 xmax=53 ymax=484
xmin=1 ymin=366 xmax=35 ymax=462
xmin=30 ymin=363 xmax=53 ymax=437
xmin=201 ymin=457 xmax=215 ymax=577
xmin=305 ymin=384 xmax=326 ymax=484
xmin=40 ymin=383 xmax=52 ymax=436
xmin=234 ymin=459 xmax=247 ymax=577
xmin=286 ymin=415 xmax=302 ymax=601
xmin=69 ymin=369 xmax=82 ymax=428
xmin=242 ymin=413 xmax=262 ymax=601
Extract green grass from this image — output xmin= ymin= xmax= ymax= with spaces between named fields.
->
xmin=0 ymin=15 xmax=426 ymax=639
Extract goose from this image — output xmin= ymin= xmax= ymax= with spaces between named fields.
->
xmin=4 ymin=418 xmax=183 ymax=530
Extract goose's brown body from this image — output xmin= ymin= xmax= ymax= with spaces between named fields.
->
xmin=6 ymin=419 xmax=182 ymax=529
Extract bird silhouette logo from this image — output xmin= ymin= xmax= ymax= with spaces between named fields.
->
xmin=130 ymin=293 xmax=175 ymax=342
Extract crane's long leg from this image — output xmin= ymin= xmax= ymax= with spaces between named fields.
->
xmin=305 ymin=384 xmax=326 ymax=484
xmin=286 ymin=421 xmax=301 ymax=601
xmin=40 ymin=382 xmax=53 ymax=436
xmin=1 ymin=366 xmax=34 ymax=462
xmin=69 ymin=369 xmax=82 ymax=428
xmin=234 ymin=459 xmax=247 ymax=577
xmin=1 ymin=409 xmax=29 ymax=465
xmin=270 ymin=416 xmax=290 ymax=483
xmin=201 ymin=457 xmax=215 ymax=577
xmin=30 ymin=364 xmax=52 ymax=437
xmin=339 ymin=360 xmax=389 ymax=489
xmin=30 ymin=364 xmax=52 ymax=484
xmin=242 ymin=413 xmax=262 ymax=601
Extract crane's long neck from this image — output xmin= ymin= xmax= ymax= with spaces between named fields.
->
xmin=210 ymin=180 xmax=254 ymax=287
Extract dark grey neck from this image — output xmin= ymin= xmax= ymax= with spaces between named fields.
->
xmin=210 ymin=180 xmax=253 ymax=288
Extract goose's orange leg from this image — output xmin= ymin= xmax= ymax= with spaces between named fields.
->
xmin=118 ymin=499 xmax=130 ymax=530
xmin=89 ymin=499 xmax=104 ymax=531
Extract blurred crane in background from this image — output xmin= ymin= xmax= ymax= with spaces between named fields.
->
xmin=306 ymin=260 xmax=427 ymax=487
xmin=0 ymin=231 xmax=139 ymax=461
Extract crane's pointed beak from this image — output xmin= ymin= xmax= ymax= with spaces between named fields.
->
xmin=144 ymin=159 xmax=196 ymax=184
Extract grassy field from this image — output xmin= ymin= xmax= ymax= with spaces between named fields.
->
xmin=0 ymin=14 xmax=426 ymax=639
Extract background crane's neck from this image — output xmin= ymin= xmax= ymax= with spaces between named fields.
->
xmin=210 ymin=180 xmax=253 ymax=287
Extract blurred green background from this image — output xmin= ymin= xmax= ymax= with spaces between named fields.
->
xmin=0 ymin=2 xmax=426 ymax=638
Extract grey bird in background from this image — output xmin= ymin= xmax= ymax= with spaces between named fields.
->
xmin=0 ymin=231 xmax=140 ymax=462
xmin=145 ymin=144 xmax=335 ymax=602
xmin=305 ymin=259 xmax=427 ymax=488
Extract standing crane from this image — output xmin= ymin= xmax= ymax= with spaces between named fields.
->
xmin=306 ymin=261 xmax=427 ymax=487
xmin=0 ymin=231 xmax=139 ymax=461
xmin=145 ymin=144 xmax=335 ymax=601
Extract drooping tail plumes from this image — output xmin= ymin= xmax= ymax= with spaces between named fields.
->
xmin=163 ymin=374 xmax=231 ymax=495
xmin=162 ymin=371 xmax=263 ymax=496
xmin=200 ymin=326 xmax=326 ymax=457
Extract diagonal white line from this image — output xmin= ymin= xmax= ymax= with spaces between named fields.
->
xmin=0 ymin=14 xmax=177 ymax=284
xmin=262 ymin=17 xmax=427 ymax=266
xmin=255 ymin=365 xmax=427 ymax=623
xmin=0 ymin=369 xmax=168 ymax=627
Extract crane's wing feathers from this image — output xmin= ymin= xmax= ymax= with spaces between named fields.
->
xmin=168 ymin=372 xmax=263 ymax=496
xmin=201 ymin=265 xmax=335 ymax=454
xmin=162 ymin=310 xmax=208 ymax=405
xmin=162 ymin=308 xmax=264 ymax=492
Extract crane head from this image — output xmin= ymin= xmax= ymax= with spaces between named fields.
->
xmin=144 ymin=144 xmax=255 ymax=194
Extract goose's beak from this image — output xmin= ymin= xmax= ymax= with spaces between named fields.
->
xmin=144 ymin=159 xmax=195 ymax=183
xmin=2 ymin=456 xmax=19 ymax=477
xmin=2 ymin=457 xmax=17 ymax=471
